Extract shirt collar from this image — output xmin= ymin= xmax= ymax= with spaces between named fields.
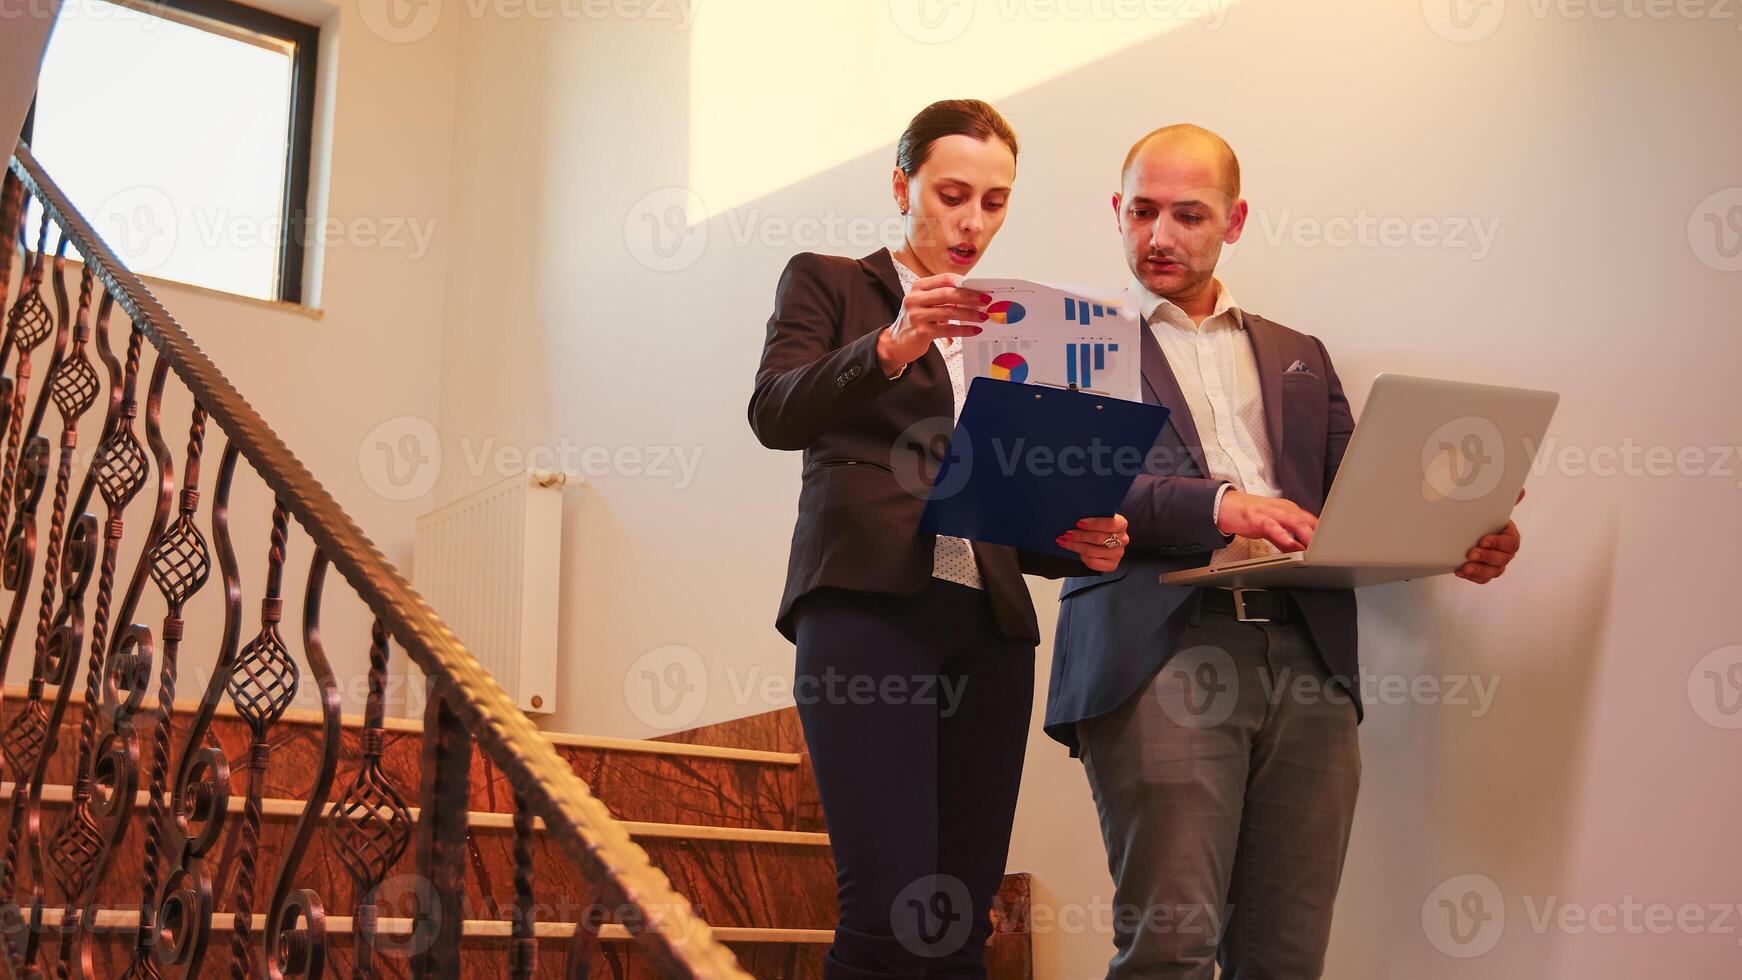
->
xmin=890 ymin=254 xmax=919 ymax=293
xmin=1134 ymin=277 xmax=1242 ymax=330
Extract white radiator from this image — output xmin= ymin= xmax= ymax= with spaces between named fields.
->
xmin=409 ymin=470 xmax=566 ymax=717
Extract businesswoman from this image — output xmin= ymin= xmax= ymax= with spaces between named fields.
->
xmin=748 ymin=100 xmax=1129 ymax=979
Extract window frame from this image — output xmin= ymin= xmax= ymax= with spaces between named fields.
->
xmin=23 ymin=0 xmax=321 ymax=304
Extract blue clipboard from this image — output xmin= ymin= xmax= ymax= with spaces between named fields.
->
xmin=919 ymin=377 xmax=1171 ymax=557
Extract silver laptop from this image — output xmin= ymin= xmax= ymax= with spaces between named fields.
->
xmin=1159 ymin=373 xmax=1559 ymax=590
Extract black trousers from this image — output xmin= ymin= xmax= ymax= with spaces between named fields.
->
xmin=793 ymin=578 xmax=1034 ymax=980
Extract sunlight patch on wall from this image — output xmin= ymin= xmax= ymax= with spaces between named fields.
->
xmin=688 ymin=0 xmax=1241 ymax=217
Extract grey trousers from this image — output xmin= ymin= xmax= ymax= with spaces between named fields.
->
xmin=1076 ymin=603 xmax=1361 ymax=979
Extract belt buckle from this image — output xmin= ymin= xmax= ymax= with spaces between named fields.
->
xmin=1230 ymin=588 xmax=1271 ymax=623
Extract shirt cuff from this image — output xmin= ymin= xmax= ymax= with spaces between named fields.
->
xmin=1212 ymin=482 xmax=1234 ymax=535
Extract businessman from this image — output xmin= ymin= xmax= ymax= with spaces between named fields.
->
xmin=1045 ymin=124 xmax=1524 ymax=979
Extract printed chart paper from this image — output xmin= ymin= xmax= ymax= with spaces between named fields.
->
xmin=957 ymin=278 xmax=1141 ymax=401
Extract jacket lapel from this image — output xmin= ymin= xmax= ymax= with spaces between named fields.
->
xmin=1138 ymin=316 xmax=1212 ymax=477
xmin=859 ymin=247 xmax=903 ymax=305
xmin=1242 ymin=313 xmax=1287 ymax=467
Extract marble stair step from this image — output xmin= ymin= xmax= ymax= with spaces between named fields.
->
xmin=21 ymin=892 xmax=1034 ymax=979
xmin=0 ymin=781 xmax=835 ymax=930
xmin=0 ymin=685 xmax=818 ymax=832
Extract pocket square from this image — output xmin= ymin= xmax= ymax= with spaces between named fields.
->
xmin=1285 ymin=359 xmax=1316 ymax=377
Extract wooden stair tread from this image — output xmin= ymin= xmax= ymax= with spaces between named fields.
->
xmin=0 ymin=684 xmax=801 ymax=767
xmin=0 ymin=781 xmax=829 ymax=847
xmin=20 ymin=907 xmax=835 ymax=943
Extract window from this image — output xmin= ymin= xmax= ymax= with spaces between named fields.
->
xmin=25 ymin=0 xmax=319 ymax=303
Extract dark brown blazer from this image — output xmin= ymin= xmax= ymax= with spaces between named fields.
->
xmin=749 ymin=248 xmax=1081 ymax=643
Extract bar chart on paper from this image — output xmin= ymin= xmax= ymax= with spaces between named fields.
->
xmin=1066 ymin=340 xmax=1123 ymax=392
xmin=959 ymin=278 xmax=1142 ymax=400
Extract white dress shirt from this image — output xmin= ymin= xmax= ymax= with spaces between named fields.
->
xmin=1136 ymin=278 xmax=1281 ymax=565
xmin=891 ymin=256 xmax=984 ymax=590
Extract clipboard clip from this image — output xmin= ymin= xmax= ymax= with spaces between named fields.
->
xmin=1027 ymin=379 xmax=1116 ymax=399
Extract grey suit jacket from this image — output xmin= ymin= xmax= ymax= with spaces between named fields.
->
xmin=1043 ymin=310 xmax=1363 ymax=754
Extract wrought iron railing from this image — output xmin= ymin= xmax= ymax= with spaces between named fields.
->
xmin=0 ymin=141 xmax=751 ymax=978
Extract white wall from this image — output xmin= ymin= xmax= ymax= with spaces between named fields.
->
xmin=415 ymin=1 xmax=1742 ymax=977
xmin=5 ymin=0 xmax=464 ymax=719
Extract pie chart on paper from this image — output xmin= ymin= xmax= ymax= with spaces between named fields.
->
xmin=987 ymin=300 xmax=1026 ymax=325
xmin=989 ymin=352 xmax=1029 ymax=383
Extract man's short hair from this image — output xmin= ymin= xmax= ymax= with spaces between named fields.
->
xmin=1120 ymin=124 xmax=1241 ymax=200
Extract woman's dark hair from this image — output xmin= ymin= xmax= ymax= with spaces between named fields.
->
xmin=895 ymin=99 xmax=1019 ymax=177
